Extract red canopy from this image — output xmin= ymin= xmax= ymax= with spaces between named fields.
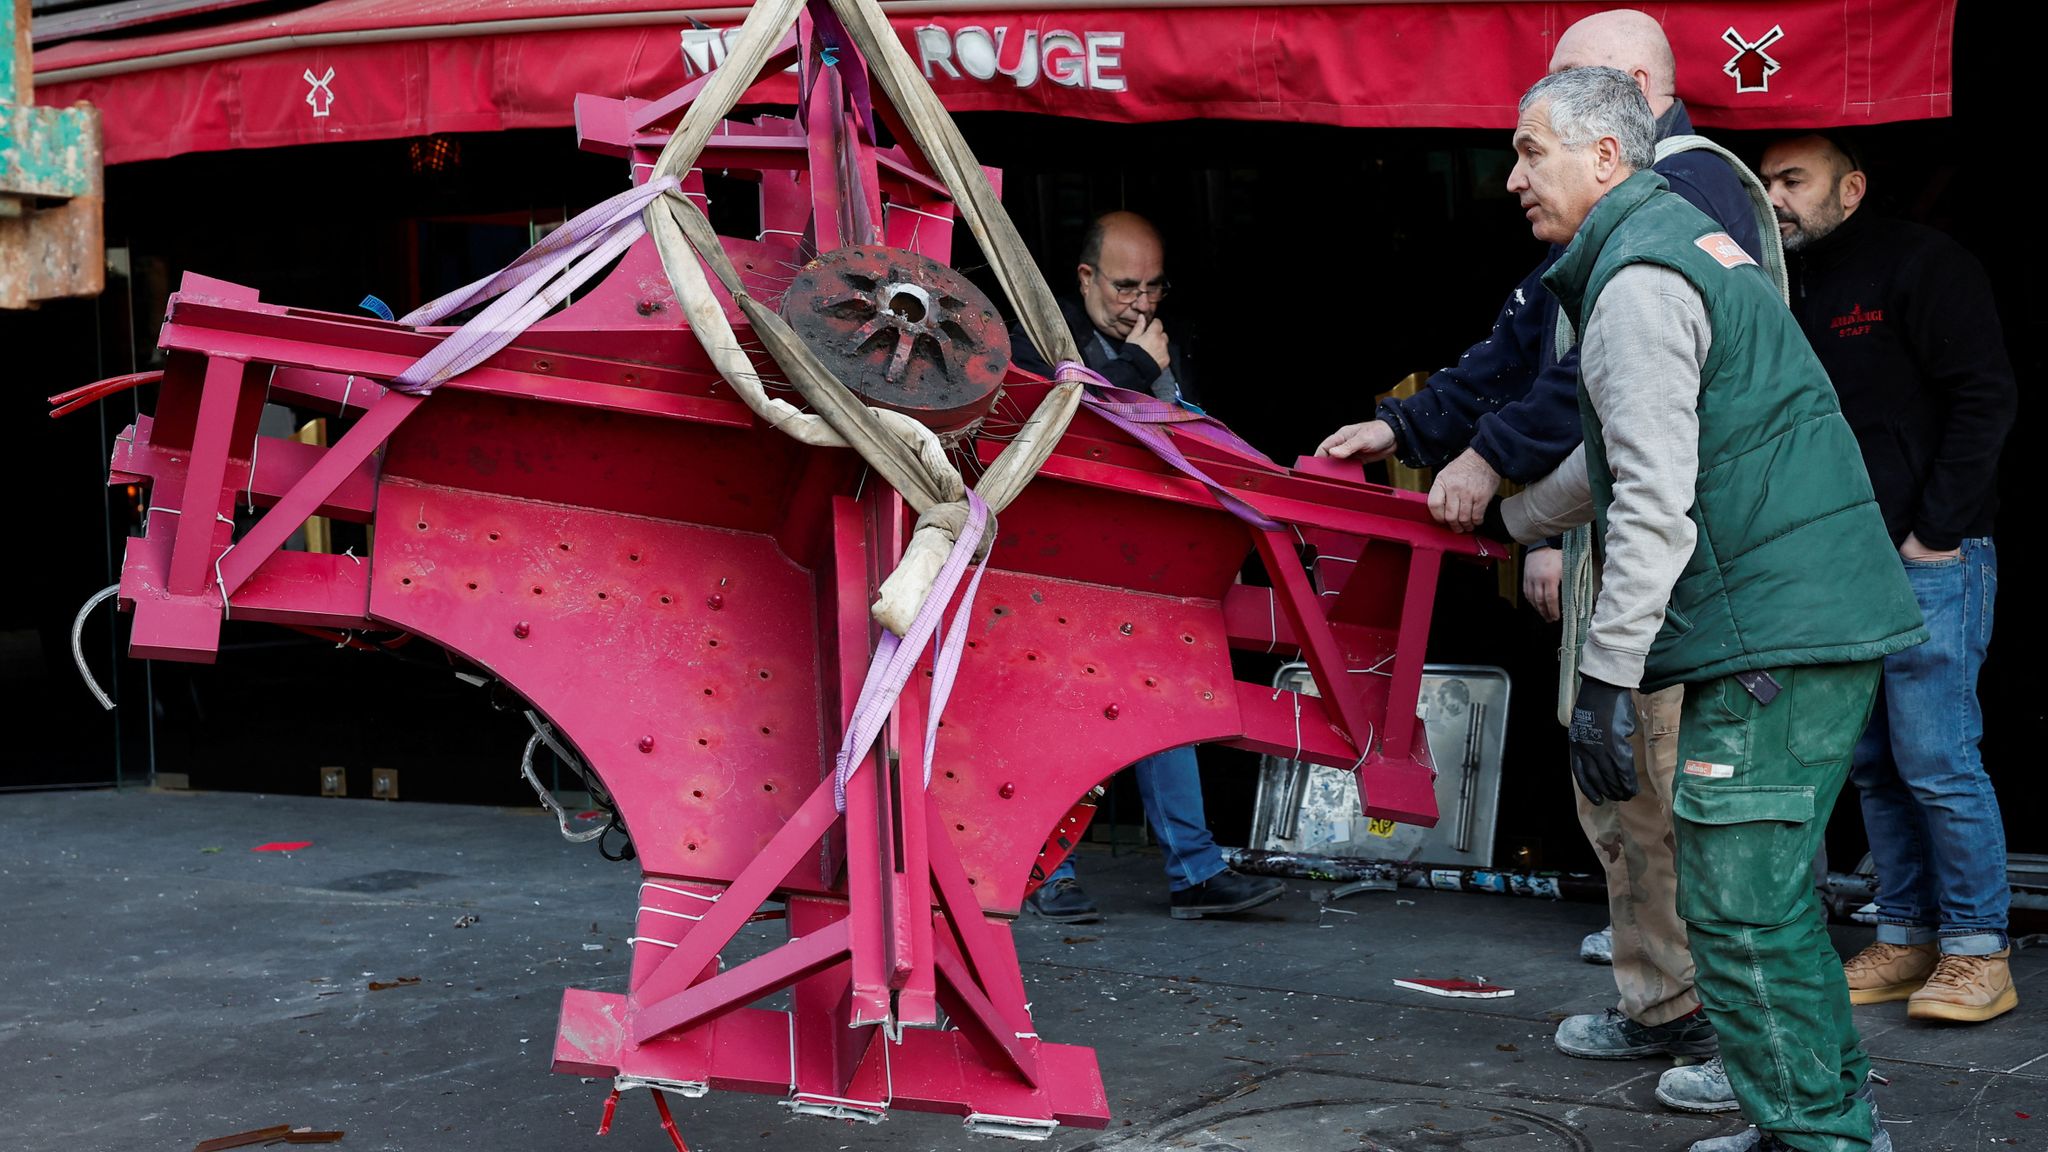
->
xmin=34 ymin=0 xmax=1957 ymax=167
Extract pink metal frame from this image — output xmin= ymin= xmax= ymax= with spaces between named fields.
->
xmin=64 ymin=7 xmax=1494 ymax=1139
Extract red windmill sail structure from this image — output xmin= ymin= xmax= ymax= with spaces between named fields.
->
xmin=52 ymin=0 xmax=1492 ymax=1138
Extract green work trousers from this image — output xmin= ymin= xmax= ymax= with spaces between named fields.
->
xmin=1672 ymin=661 xmax=1883 ymax=1152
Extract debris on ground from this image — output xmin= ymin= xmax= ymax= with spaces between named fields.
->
xmin=1392 ymin=978 xmax=1514 ymax=999
xmin=366 ymin=977 xmax=420 ymax=991
xmin=192 ymin=1124 xmax=343 ymax=1150
xmin=251 ymin=842 xmax=313 ymax=853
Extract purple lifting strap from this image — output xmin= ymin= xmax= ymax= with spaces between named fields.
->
xmin=1062 ymin=363 xmax=1283 ymax=530
xmin=388 ymin=177 xmax=681 ymax=395
xmin=833 ymin=491 xmax=992 ymax=813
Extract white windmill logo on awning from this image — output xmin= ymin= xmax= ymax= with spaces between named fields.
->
xmin=304 ymin=68 xmax=337 ymax=117
xmin=1722 ymin=26 xmax=1784 ymax=94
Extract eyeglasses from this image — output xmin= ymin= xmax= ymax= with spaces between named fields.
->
xmin=1087 ymin=270 xmax=1171 ymax=305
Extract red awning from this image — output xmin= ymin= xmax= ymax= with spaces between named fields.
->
xmin=34 ymin=0 xmax=1958 ymax=167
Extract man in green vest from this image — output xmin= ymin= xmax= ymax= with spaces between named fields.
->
xmin=1493 ymin=67 xmax=1927 ymax=1152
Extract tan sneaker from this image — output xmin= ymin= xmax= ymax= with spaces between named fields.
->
xmin=1843 ymin=941 xmax=1938 ymax=1004
xmin=1908 ymin=950 xmax=2020 ymax=1023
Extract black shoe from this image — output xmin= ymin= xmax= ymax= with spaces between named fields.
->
xmin=1555 ymin=1005 xmax=1719 ymax=1059
xmin=1026 ymin=877 xmax=1101 ymax=923
xmin=1169 ymin=869 xmax=1284 ymax=920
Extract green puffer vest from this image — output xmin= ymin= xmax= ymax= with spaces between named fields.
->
xmin=1542 ymin=171 xmax=1926 ymax=690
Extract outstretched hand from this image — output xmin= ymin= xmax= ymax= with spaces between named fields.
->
xmin=1317 ymin=420 xmax=1397 ymax=461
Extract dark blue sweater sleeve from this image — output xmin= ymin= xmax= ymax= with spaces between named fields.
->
xmin=1468 ymin=330 xmax=1586 ymax=483
xmin=1377 ymin=259 xmax=1555 ymax=475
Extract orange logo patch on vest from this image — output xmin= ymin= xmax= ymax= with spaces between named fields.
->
xmin=1694 ymin=233 xmax=1757 ymax=269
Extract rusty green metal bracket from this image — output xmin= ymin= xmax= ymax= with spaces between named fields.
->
xmin=3 ymin=0 xmax=104 ymax=307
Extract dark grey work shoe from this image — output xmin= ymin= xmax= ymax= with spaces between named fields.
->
xmin=1656 ymin=1056 xmax=1740 ymax=1113
xmin=1553 ymin=1006 xmax=1720 ymax=1060
xmin=1168 ymin=869 xmax=1284 ymax=920
xmin=1025 ymin=877 xmax=1102 ymax=924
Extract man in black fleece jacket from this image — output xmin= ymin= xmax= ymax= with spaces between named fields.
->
xmin=1761 ymin=133 xmax=2019 ymax=1023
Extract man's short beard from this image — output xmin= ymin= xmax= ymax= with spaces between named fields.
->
xmin=1782 ymin=193 xmax=1848 ymax=253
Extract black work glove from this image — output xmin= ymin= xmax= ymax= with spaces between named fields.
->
xmin=1568 ymin=676 xmax=1639 ymax=806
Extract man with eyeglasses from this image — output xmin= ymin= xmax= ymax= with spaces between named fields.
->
xmin=1012 ymin=210 xmax=1191 ymax=405
xmin=1008 ymin=210 xmax=1284 ymax=925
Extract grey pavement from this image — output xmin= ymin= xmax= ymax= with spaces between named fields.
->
xmin=2 ymin=790 xmax=2041 ymax=1151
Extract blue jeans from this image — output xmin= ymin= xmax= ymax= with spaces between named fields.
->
xmin=1046 ymin=745 xmax=1226 ymax=892
xmin=1851 ymin=538 xmax=2007 ymax=955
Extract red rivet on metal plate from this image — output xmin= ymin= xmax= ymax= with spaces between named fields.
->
xmin=513 ymin=621 xmax=531 ymax=638
xmin=639 ymin=736 xmax=656 ymax=753
xmin=1103 ymin=703 xmax=1120 ymax=720
xmin=998 ymin=782 xmax=1015 ymax=799
xmin=707 ymin=594 xmax=724 ymax=610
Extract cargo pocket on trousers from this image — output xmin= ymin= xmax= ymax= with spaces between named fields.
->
xmin=1672 ymin=785 xmax=1816 ymax=927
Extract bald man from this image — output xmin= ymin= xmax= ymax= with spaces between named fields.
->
xmin=1316 ymin=10 xmax=1771 ymax=1112
xmin=1009 ymin=212 xmax=1284 ymax=925
xmin=1760 ymin=134 xmax=2018 ymax=1024
xmin=1011 ymin=210 xmax=1193 ymax=403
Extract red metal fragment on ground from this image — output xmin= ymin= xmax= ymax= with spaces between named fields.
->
xmin=194 ymin=1125 xmax=291 ymax=1152
xmin=1391 ymin=978 xmax=1515 ymax=999
xmin=251 ymin=841 xmax=313 ymax=852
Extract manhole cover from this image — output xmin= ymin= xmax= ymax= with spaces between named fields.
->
xmin=1153 ymin=1096 xmax=1588 ymax=1152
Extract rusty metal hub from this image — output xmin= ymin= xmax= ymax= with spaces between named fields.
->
xmin=780 ymin=245 xmax=1009 ymax=434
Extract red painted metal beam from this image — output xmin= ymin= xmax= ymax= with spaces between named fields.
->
xmin=216 ymin=389 xmax=422 ymax=599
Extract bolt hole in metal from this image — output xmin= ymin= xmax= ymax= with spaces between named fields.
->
xmin=559 ymin=542 xmax=571 ymax=551
xmin=757 ymin=670 xmax=771 ymax=680
xmin=707 ymin=638 xmax=720 ymax=648
xmin=697 ymin=738 xmax=708 ymax=746
xmin=466 ymin=582 xmax=478 ymax=591
xmin=488 ymin=531 xmax=500 ymax=541
xmin=417 ymin=521 xmax=428 ymax=530
xmin=630 ymin=552 xmax=641 ymax=562
xmin=660 ymin=595 xmax=672 ymax=605
xmin=597 ymin=591 xmax=608 ymax=601
xmin=532 ymin=586 xmax=544 ymax=595
xmin=401 ymin=577 xmax=412 ymax=585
